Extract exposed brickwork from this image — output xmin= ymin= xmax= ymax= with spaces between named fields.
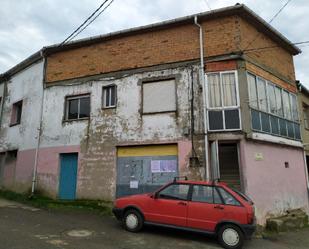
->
xmin=246 ymin=62 xmax=297 ymax=93
xmin=46 ymin=16 xmax=240 ymax=83
xmin=205 ymin=60 xmax=237 ymax=72
xmin=239 ymin=17 xmax=296 ymax=82
xmin=45 ymin=14 xmax=296 ymax=90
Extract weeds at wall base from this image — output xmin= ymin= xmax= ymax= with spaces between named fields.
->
xmin=0 ymin=189 xmax=112 ymax=216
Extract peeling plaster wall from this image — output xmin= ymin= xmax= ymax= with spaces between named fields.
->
xmin=0 ymin=60 xmax=44 ymax=192
xmin=38 ymin=64 xmax=205 ymax=200
xmin=240 ymin=139 xmax=309 ymax=225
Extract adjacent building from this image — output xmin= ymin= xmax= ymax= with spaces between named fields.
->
xmin=0 ymin=4 xmax=308 ymax=224
xmin=297 ymin=82 xmax=309 ymax=184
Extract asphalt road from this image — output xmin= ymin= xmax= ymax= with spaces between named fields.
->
xmin=0 ymin=198 xmax=309 ymax=249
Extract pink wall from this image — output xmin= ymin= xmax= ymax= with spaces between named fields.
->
xmin=178 ymin=140 xmax=192 ymax=172
xmin=15 ymin=149 xmax=36 ymax=182
xmin=240 ymin=140 xmax=309 ymax=224
xmin=37 ymin=145 xmax=81 ymax=197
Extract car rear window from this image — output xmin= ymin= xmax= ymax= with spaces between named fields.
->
xmin=232 ymin=188 xmax=253 ymax=204
xmin=217 ymin=187 xmax=241 ymax=206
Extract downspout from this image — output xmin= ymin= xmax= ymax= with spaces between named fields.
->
xmin=194 ymin=16 xmax=209 ymax=181
xmin=31 ymin=50 xmax=46 ymax=196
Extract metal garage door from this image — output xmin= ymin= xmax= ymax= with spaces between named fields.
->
xmin=116 ymin=144 xmax=178 ymax=198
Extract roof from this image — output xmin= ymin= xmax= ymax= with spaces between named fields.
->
xmin=0 ymin=3 xmax=301 ymax=81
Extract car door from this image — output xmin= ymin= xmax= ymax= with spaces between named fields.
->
xmin=216 ymin=187 xmax=248 ymax=224
xmin=187 ymin=185 xmax=225 ymax=231
xmin=146 ymin=183 xmax=190 ymax=227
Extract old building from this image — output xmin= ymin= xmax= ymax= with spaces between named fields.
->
xmin=0 ymin=4 xmax=308 ymax=225
xmin=0 ymin=52 xmax=44 ymax=192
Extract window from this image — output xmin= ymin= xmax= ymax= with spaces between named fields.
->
xmin=10 ymin=100 xmax=23 ymax=126
xmin=207 ymin=71 xmax=240 ymax=131
xmin=217 ymin=187 xmax=241 ymax=206
xmin=267 ymin=83 xmax=276 ymax=114
xmin=290 ymin=94 xmax=299 ymax=122
xmin=191 ymin=185 xmax=222 ymax=204
xmin=257 ymin=78 xmax=267 ymax=112
xmin=142 ymin=79 xmax=176 ymax=114
xmin=65 ymin=95 xmax=90 ymax=120
xmin=103 ymin=85 xmax=116 ymax=108
xmin=274 ymin=86 xmax=283 ymax=117
xmin=247 ymin=72 xmax=300 ymax=140
xmin=158 ymin=184 xmax=189 ymax=201
xmin=248 ymin=73 xmax=258 ymax=108
xmin=208 ymin=74 xmax=221 ymax=107
xmin=282 ymin=90 xmax=292 ymax=120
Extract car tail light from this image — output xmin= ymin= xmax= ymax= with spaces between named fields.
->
xmin=247 ymin=208 xmax=254 ymax=224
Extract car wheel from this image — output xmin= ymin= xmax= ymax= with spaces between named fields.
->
xmin=218 ymin=224 xmax=244 ymax=249
xmin=123 ymin=209 xmax=144 ymax=232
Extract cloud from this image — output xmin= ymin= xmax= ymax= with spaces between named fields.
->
xmin=0 ymin=0 xmax=308 ymax=86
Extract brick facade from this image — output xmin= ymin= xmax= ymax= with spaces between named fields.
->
xmin=239 ymin=17 xmax=296 ymax=82
xmin=45 ymin=15 xmax=296 ymax=86
xmin=45 ymin=16 xmax=240 ymax=83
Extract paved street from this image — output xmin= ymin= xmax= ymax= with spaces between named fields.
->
xmin=0 ymin=198 xmax=309 ymax=249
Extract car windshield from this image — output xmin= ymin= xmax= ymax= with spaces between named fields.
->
xmin=232 ymin=188 xmax=253 ymax=204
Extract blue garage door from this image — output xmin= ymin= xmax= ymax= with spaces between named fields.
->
xmin=59 ymin=153 xmax=78 ymax=200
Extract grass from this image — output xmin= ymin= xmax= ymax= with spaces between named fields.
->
xmin=0 ymin=189 xmax=113 ymax=216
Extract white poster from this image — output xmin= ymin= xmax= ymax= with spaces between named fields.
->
xmin=151 ymin=160 xmax=161 ymax=173
xmin=129 ymin=180 xmax=139 ymax=189
xmin=151 ymin=160 xmax=177 ymax=173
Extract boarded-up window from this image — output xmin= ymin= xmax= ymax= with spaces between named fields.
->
xmin=143 ymin=79 xmax=176 ymax=113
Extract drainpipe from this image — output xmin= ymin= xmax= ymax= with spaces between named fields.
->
xmin=31 ymin=50 xmax=46 ymax=196
xmin=194 ymin=16 xmax=209 ymax=181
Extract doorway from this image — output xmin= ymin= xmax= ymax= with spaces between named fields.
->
xmin=210 ymin=141 xmax=241 ymax=190
xmin=218 ymin=143 xmax=241 ymax=190
xmin=59 ymin=153 xmax=78 ymax=200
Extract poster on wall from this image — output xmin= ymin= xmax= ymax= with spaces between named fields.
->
xmin=129 ymin=180 xmax=139 ymax=189
xmin=151 ymin=160 xmax=177 ymax=173
xmin=150 ymin=160 xmax=161 ymax=173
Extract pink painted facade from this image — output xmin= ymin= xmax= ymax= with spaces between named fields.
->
xmin=178 ymin=140 xmax=192 ymax=171
xmin=240 ymin=140 xmax=309 ymax=224
xmin=36 ymin=145 xmax=80 ymax=198
xmin=35 ymin=140 xmax=193 ymax=200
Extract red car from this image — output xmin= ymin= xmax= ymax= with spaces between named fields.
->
xmin=113 ymin=179 xmax=256 ymax=249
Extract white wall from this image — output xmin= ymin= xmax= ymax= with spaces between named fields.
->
xmin=40 ymin=66 xmax=200 ymax=148
xmin=0 ymin=60 xmax=44 ymax=151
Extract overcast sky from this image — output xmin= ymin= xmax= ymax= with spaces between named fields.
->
xmin=1 ymin=0 xmax=308 ymax=86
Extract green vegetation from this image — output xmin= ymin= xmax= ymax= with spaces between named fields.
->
xmin=0 ymin=189 xmax=112 ymax=216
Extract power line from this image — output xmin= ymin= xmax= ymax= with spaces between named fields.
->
xmin=269 ymin=0 xmax=292 ymax=24
xmin=60 ymin=0 xmax=111 ymax=46
xmin=67 ymin=0 xmax=114 ymax=43
xmin=243 ymin=0 xmax=292 ymax=51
